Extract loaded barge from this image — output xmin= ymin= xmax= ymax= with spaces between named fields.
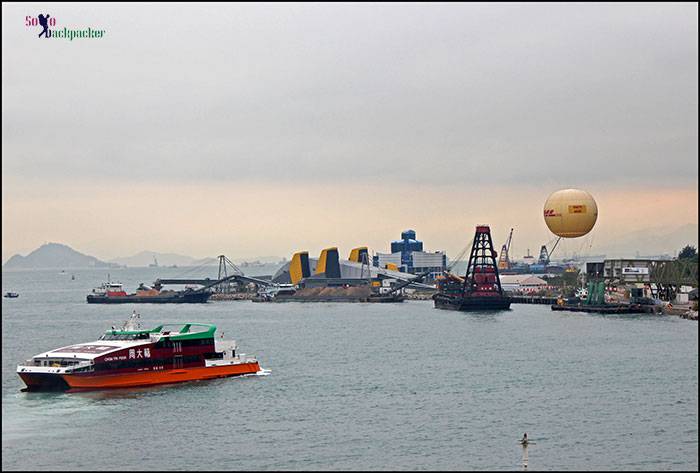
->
xmin=86 ymin=282 xmax=210 ymax=304
xmin=17 ymin=312 xmax=263 ymax=391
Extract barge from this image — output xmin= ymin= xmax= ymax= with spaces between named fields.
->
xmin=86 ymin=282 xmax=210 ymax=304
xmin=551 ymin=303 xmax=660 ymax=314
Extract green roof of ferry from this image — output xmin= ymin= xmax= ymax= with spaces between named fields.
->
xmin=104 ymin=323 xmax=216 ymax=340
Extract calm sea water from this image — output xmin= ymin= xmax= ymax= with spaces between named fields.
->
xmin=2 ymin=268 xmax=698 ymax=471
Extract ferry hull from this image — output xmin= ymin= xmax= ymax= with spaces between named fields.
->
xmin=20 ymin=362 xmax=260 ymax=391
xmin=19 ymin=372 xmax=70 ymax=391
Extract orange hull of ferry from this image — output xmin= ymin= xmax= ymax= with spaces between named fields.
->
xmin=61 ymin=362 xmax=261 ymax=390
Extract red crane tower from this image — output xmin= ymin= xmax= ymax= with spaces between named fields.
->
xmin=434 ymin=225 xmax=511 ymax=311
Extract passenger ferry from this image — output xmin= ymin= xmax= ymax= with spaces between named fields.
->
xmin=17 ymin=312 xmax=264 ymax=391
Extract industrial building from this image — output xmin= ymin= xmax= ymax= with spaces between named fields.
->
xmin=584 ymin=259 xmax=674 ymax=284
xmin=500 ymin=275 xmax=549 ymax=294
xmin=604 ymin=259 xmax=656 ymax=283
xmin=272 ymin=247 xmax=418 ymax=286
xmin=372 ymin=230 xmax=447 ymax=280
xmin=584 ymin=257 xmax=697 ymax=303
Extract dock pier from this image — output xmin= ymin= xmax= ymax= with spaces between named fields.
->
xmin=510 ymin=295 xmax=559 ymax=305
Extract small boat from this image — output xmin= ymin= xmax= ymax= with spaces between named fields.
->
xmin=17 ymin=312 xmax=265 ymax=391
xmin=4 ymin=292 xmax=19 ymax=298
xmin=252 ymin=284 xmax=297 ymax=302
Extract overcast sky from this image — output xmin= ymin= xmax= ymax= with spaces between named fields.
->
xmin=2 ymin=3 xmax=698 ymax=262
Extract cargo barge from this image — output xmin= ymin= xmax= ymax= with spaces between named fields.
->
xmin=86 ymin=282 xmax=210 ymax=304
xmin=551 ymin=303 xmax=659 ymax=314
xmin=252 ymin=284 xmax=406 ymax=303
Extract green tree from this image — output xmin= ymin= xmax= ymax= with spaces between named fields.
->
xmin=678 ymin=245 xmax=697 ymax=259
xmin=562 ymin=269 xmax=581 ymax=287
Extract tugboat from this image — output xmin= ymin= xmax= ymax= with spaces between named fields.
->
xmin=433 ymin=225 xmax=511 ymax=311
xmin=4 ymin=292 xmax=19 ymax=298
xmin=86 ymin=282 xmax=210 ymax=304
xmin=17 ymin=311 xmax=265 ymax=391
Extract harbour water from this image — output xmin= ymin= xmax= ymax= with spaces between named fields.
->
xmin=2 ymin=268 xmax=698 ymax=470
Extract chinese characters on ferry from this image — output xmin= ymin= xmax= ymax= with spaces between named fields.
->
xmin=128 ymin=348 xmax=151 ymax=359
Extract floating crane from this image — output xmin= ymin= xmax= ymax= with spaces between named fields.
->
xmin=498 ymin=228 xmax=514 ymax=270
xmin=434 ymin=225 xmax=511 ymax=311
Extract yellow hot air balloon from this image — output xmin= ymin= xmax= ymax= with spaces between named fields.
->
xmin=543 ymin=189 xmax=598 ymax=238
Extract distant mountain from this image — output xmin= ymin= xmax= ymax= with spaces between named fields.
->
xmin=593 ymin=223 xmax=698 ymax=259
xmin=110 ymin=251 xmax=198 ymax=267
xmin=3 ymin=243 xmax=119 ymax=269
xmin=187 ymin=256 xmax=286 ymax=267
xmin=108 ymin=252 xmax=286 ymax=268
xmin=232 ymin=256 xmax=286 ymax=264
xmin=189 ymin=257 xmax=219 ymax=267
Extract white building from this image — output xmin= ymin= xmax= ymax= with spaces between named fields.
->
xmin=500 ymin=275 xmax=549 ymax=294
xmin=375 ymin=252 xmax=402 ymax=268
xmin=375 ymin=251 xmax=446 ymax=280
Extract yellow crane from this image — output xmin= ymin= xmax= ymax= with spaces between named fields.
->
xmin=497 ymin=228 xmax=513 ymax=270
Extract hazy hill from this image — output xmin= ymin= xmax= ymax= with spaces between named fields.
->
xmin=109 ymin=252 xmax=287 ymax=268
xmin=110 ymin=251 xmax=198 ymax=267
xmin=187 ymin=256 xmax=286 ymax=267
xmin=593 ymin=223 xmax=698 ymax=259
xmin=3 ymin=243 xmax=119 ymax=269
xmin=232 ymin=256 xmax=286 ymax=264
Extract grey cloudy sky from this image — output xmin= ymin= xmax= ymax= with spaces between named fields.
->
xmin=2 ymin=3 xmax=698 ymax=260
